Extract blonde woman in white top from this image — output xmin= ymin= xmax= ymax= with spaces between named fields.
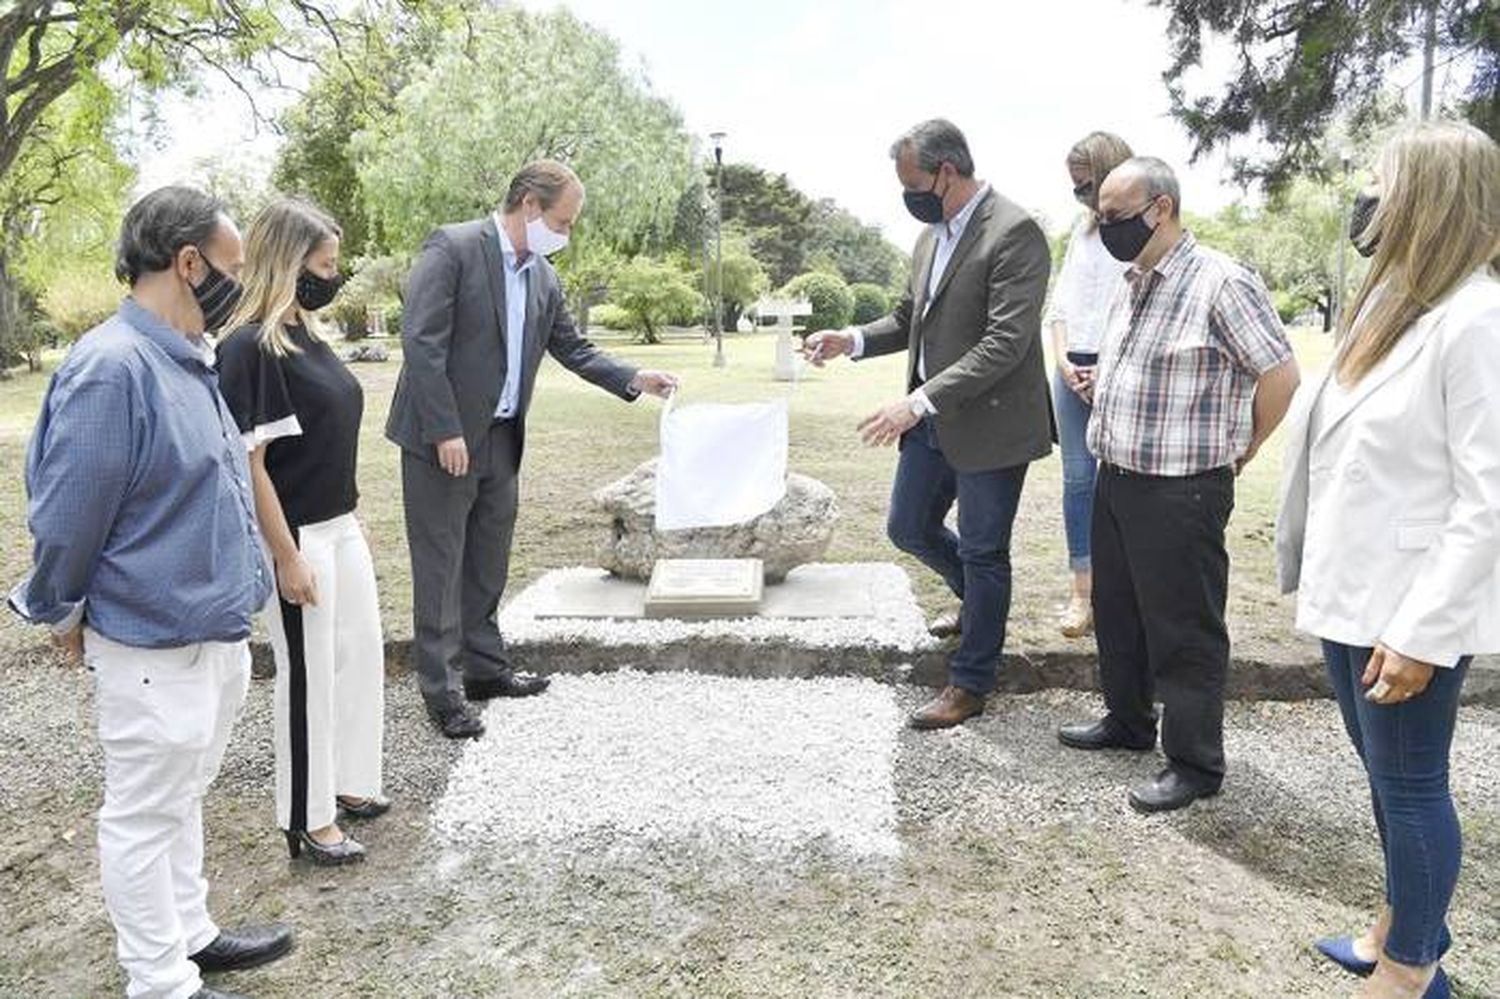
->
xmin=1276 ymin=120 xmax=1500 ymax=999
xmin=1045 ymin=131 xmax=1132 ymax=637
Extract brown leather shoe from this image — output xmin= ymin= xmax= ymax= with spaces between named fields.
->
xmin=927 ymin=609 xmax=962 ymax=639
xmin=909 ymin=685 xmax=985 ymax=730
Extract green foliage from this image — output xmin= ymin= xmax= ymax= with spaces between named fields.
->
xmin=782 ymin=271 xmax=854 ymax=334
xmin=590 ymin=303 xmax=633 ymax=331
xmin=849 ymin=282 xmax=891 ymax=325
xmin=1153 ymin=0 xmax=1499 ymax=189
xmin=332 ymin=254 xmax=410 ymax=340
xmin=37 ymin=269 xmax=120 ymax=341
xmin=808 ymin=199 xmax=906 ymax=289
xmin=609 ymin=258 xmax=702 ymax=344
xmin=699 ymin=231 xmax=769 ymax=332
xmin=353 ymin=6 xmax=694 ymax=259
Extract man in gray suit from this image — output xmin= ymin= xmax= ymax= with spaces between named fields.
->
xmin=807 ymin=119 xmax=1053 ymax=730
xmin=388 ymin=160 xmax=677 ymax=738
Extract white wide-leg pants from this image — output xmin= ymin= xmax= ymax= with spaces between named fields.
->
xmin=86 ymin=631 xmax=250 ymax=999
xmin=264 ymin=512 xmax=385 ymax=833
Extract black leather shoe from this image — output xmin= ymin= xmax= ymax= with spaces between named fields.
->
xmin=428 ymin=698 xmax=485 ymax=739
xmin=1057 ymin=716 xmax=1155 ymax=751
xmin=188 ymin=923 xmax=294 ymax=973
xmin=284 ymin=828 xmax=366 ymax=865
xmin=463 ymin=670 xmax=550 ymax=701
xmin=1129 ymin=767 xmax=1221 ymax=814
xmin=190 ymin=989 xmax=250 ymax=999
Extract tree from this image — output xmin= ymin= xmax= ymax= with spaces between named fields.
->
xmin=610 ymin=257 xmax=701 ymax=345
xmin=716 ymin=163 xmax=817 ymax=287
xmin=1151 ymin=0 xmax=1500 ymax=189
xmin=782 ymin=271 xmax=854 ymax=334
xmin=807 ymin=198 xmax=907 ymax=291
xmin=0 ymin=0 xmax=352 ymax=362
xmin=352 ymin=7 xmax=695 ymax=261
xmin=697 ymin=229 xmax=768 ymax=333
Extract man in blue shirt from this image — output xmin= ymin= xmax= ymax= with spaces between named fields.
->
xmin=12 ymin=186 xmax=292 ymax=999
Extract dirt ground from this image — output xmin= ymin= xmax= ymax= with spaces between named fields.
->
xmin=2 ymin=646 xmax=1496 ymax=999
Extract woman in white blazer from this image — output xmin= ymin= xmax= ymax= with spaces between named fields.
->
xmin=1275 ymin=120 xmax=1500 ymax=999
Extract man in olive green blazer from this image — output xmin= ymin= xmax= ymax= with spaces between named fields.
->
xmin=807 ymin=118 xmax=1053 ymax=729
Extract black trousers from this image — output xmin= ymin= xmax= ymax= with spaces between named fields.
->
xmin=1092 ymin=463 xmax=1234 ymax=784
xmin=400 ymin=421 xmax=520 ymax=709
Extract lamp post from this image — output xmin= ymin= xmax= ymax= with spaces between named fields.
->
xmin=710 ymin=130 xmax=727 ymax=368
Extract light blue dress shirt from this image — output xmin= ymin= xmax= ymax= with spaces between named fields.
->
xmin=11 ymin=298 xmax=272 ymax=647
xmin=493 ymin=215 xmax=538 ymax=420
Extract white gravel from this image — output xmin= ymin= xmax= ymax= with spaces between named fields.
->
xmin=496 ymin=564 xmax=937 ymax=653
xmin=433 ymin=671 xmax=903 ymax=858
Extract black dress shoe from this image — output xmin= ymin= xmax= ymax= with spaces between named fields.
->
xmin=428 ymin=698 xmax=485 ymax=739
xmin=188 ymin=923 xmax=294 ymax=973
xmin=1057 ymin=716 xmax=1155 ymax=751
xmin=1129 ymin=767 xmax=1221 ymax=814
xmin=284 ymin=828 xmax=366 ymax=865
xmin=190 ymin=989 xmax=250 ymax=999
xmin=463 ymin=670 xmax=550 ymax=701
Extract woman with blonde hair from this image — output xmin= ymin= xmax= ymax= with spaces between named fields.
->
xmin=216 ymin=197 xmax=388 ymax=866
xmin=1045 ymin=130 xmax=1132 ymax=637
xmin=1276 ymin=120 xmax=1500 ymax=999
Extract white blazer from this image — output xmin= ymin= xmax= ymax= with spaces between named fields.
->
xmin=1275 ymin=267 xmax=1500 ymax=667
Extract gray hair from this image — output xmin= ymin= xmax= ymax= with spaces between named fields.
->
xmin=115 ymin=185 xmax=229 ymax=286
xmin=889 ymin=118 xmax=975 ymax=177
xmin=503 ymin=159 xmax=583 ymax=212
xmin=1114 ymin=156 xmax=1181 ymax=217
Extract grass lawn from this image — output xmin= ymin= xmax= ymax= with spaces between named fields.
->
xmin=0 ymin=324 xmax=1333 ymax=666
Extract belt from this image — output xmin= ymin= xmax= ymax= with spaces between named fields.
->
xmin=1100 ymin=462 xmax=1230 ymax=480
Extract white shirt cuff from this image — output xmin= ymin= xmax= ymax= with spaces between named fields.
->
xmin=911 ymin=389 xmax=937 ymax=416
xmin=849 ymin=327 xmax=866 ymax=360
xmin=242 ymin=414 xmax=304 ymax=451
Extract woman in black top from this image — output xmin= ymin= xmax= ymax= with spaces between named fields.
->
xmin=217 ymin=198 xmax=387 ymax=866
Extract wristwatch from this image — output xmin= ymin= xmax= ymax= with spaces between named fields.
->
xmin=907 ymin=396 xmax=928 ymax=420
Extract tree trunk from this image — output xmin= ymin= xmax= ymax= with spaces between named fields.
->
xmin=0 ymin=250 xmax=22 ymax=371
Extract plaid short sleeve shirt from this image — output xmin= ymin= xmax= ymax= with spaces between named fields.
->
xmin=1086 ymin=232 xmax=1293 ymax=476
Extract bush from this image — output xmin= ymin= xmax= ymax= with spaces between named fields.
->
xmin=781 ymin=271 xmax=854 ymax=333
xmin=591 ymin=303 xmax=633 ymax=331
xmin=40 ymin=268 xmax=120 ymax=341
xmin=610 ymin=258 xmax=703 ymax=344
xmin=849 ymin=283 xmax=891 ymax=325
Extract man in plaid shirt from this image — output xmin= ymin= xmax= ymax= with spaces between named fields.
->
xmin=1057 ymin=157 xmax=1301 ymax=813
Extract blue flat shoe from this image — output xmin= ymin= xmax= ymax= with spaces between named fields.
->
xmin=1424 ymin=967 xmax=1450 ymax=999
xmin=1315 ymin=936 xmax=1377 ymax=977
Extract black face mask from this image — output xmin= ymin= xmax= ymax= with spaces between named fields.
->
xmin=1098 ymin=204 xmax=1158 ymax=262
xmin=1072 ymin=180 xmax=1095 ymax=206
xmin=1349 ymin=192 xmax=1380 ymax=258
xmin=903 ymin=174 xmax=946 ymax=224
xmin=296 ymin=269 xmax=344 ymax=312
xmin=190 ymin=251 xmax=243 ymax=333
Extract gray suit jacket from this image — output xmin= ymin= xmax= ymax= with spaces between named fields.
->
xmin=385 ymin=218 xmax=639 ymax=463
xmin=861 ymin=188 xmax=1054 ymax=472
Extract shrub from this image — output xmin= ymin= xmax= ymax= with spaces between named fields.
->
xmin=849 ymin=283 xmax=891 ymax=325
xmin=40 ymin=269 xmax=121 ymax=341
xmin=590 ymin=303 xmax=633 ymax=331
xmin=781 ymin=271 xmax=853 ymax=333
xmin=610 ymin=258 xmax=703 ymax=344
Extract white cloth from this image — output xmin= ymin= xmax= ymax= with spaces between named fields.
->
xmin=654 ymin=393 xmax=788 ymax=530
xmin=86 ymin=630 xmax=250 ymax=999
xmin=1275 ymin=268 xmax=1500 ymax=665
xmin=492 ymin=214 xmax=537 ymax=420
xmin=264 ymin=512 xmax=385 ymax=832
xmin=1043 ymin=215 xmax=1129 ymax=353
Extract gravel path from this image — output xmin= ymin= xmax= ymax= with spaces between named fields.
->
xmin=2 ymin=654 xmax=1497 ymax=998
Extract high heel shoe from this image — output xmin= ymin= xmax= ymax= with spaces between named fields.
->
xmin=336 ymin=795 xmax=392 ymax=820
xmin=1313 ymin=936 xmax=1377 ymax=977
xmin=283 ymin=828 xmax=366 ymax=866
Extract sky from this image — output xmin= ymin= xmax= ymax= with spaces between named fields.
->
xmin=136 ymin=0 xmax=1270 ymax=241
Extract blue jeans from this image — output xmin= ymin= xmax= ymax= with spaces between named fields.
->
xmin=1323 ymin=640 xmax=1469 ymax=965
xmin=887 ymin=419 xmax=1027 ymax=695
xmin=1052 ymin=368 xmax=1096 ymax=573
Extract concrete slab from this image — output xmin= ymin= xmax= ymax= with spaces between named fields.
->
xmin=532 ymin=563 xmax=882 ymax=621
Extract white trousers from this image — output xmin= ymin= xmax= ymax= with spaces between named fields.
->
xmin=264 ymin=512 xmax=385 ymax=833
xmin=86 ymin=630 xmax=250 ymax=999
